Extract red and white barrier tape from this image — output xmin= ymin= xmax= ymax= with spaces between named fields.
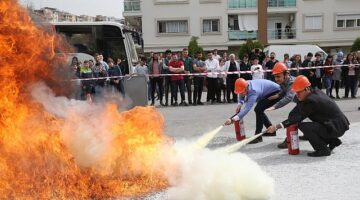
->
xmin=70 ymin=63 xmax=360 ymax=81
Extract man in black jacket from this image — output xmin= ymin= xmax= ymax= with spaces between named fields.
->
xmin=266 ymin=75 xmax=350 ymax=157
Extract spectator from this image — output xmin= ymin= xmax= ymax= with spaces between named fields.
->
xmin=251 ymin=57 xmax=264 ymax=80
xmin=212 ymin=49 xmax=221 ymax=60
xmin=181 ymin=48 xmax=193 ymax=105
xmin=80 ymin=60 xmax=94 ymax=100
xmin=192 ymin=51 xmax=206 ymax=105
xmin=69 ymin=56 xmax=81 ymax=100
xmin=265 ymin=52 xmax=278 ymax=81
xmin=313 ymin=52 xmax=324 ymax=89
xmin=133 ymin=56 xmax=150 ymax=100
xmin=217 ymin=58 xmax=227 ymax=103
xmin=108 ymin=58 xmax=124 ymax=95
xmin=332 ymin=52 xmax=344 ymax=99
xmin=301 ymin=52 xmax=315 ymax=86
xmin=205 ymin=52 xmax=220 ymax=104
xmin=162 ymin=49 xmax=173 ymax=106
xmin=92 ymin=61 xmax=108 ymax=99
xmin=223 ymin=52 xmax=229 ymax=61
xmin=240 ymin=54 xmax=252 ymax=80
xmin=169 ymin=53 xmax=187 ymax=106
xmin=283 ymin=53 xmax=292 ymax=68
xmin=148 ymin=52 xmax=164 ymax=106
xmin=323 ymin=55 xmax=335 ymax=98
xmin=342 ymin=53 xmax=358 ymax=98
xmin=355 ymin=50 xmax=360 ymax=96
xmin=225 ymin=54 xmax=240 ymax=103
xmin=290 ymin=54 xmax=301 ymax=77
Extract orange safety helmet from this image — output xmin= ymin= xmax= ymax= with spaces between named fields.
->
xmin=291 ymin=75 xmax=311 ymax=92
xmin=234 ymin=78 xmax=248 ymax=94
xmin=272 ymin=62 xmax=288 ymax=75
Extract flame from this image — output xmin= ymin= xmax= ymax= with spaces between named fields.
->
xmin=0 ymin=0 xmax=170 ymax=198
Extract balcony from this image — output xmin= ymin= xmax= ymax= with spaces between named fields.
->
xmin=268 ymin=0 xmax=296 ymax=8
xmin=124 ymin=0 xmax=141 ymax=12
xmin=228 ymin=28 xmax=296 ymax=41
xmin=228 ymin=0 xmax=296 ymax=9
xmin=228 ymin=30 xmax=257 ymax=40
xmin=228 ymin=0 xmax=256 ymax=9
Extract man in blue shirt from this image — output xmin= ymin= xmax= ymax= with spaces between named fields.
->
xmin=224 ymin=78 xmax=280 ymax=143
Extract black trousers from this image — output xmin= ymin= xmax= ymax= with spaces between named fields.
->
xmin=207 ymin=77 xmax=218 ymax=102
xmin=226 ymin=76 xmax=237 ymax=102
xmin=254 ymin=91 xmax=280 ymax=134
xmin=299 ymin=122 xmax=339 ymax=151
xmin=193 ymin=76 xmax=204 ymax=103
xmin=345 ymin=75 xmax=356 ymax=98
xmin=184 ymin=76 xmax=192 ymax=103
xmin=150 ymin=77 xmax=163 ymax=103
xmin=331 ymin=80 xmax=341 ymax=97
xmin=171 ymin=79 xmax=185 ymax=103
xmin=164 ymin=76 xmax=172 ymax=104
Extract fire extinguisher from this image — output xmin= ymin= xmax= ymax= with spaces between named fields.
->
xmin=286 ymin=124 xmax=300 ymax=155
xmin=234 ymin=119 xmax=246 ymax=141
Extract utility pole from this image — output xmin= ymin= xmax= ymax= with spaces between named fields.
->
xmin=257 ymin=0 xmax=268 ymax=45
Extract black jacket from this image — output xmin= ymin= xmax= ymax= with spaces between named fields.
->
xmin=282 ymin=88 xmax=349 ymax=137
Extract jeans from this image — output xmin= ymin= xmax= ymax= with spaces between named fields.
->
xmin=322 ymin=76 xmax=333 ymax=96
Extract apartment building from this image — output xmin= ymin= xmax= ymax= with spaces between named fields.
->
xmin=123 ymin=0 xmax=360 ymax=53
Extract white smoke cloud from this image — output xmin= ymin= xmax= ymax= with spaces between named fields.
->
xmin=30 ymin=82 xmax=114 ymax=168
xmin=31 ymin=82 xmax=274 ymax=199
xmin=163 ymin=141 xmax=274 ymax=200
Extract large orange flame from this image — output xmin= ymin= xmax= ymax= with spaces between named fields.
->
xmin=0 ymin=0 xmax=170 ymax=198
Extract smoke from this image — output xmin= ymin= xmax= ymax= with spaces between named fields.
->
xmin=30 ymin=82 xmax=115 ymax=168
xmin=31 ymin=82 xmax=274 ymax=199
xmin=163 ymin=141 xmax=274 ymax=200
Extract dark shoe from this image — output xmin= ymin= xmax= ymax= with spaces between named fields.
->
xmin=329 ymin=138 xmax=342 ymax=151
xmin=150 ymin=102 xmax=155 ymax=106
xmin=192 ymin=102 xmax=197 ymax=106
xmin=277 ymin=138 xmax=287 ymax=149
xmin=299 ymin=135 xmax=308 ymax=141
xmin=160 ymin=102 xmax=165 ymax=106
xmin=336 ymin=95 xmax=340 ymax=99
xmin=172 ymin=102 xmax=178 ymax=107
xmin=197 ymin=101 xmax=204 ymax=105
xmin=210 ymin=100 xmax=216 ymax=104
xmin=358 ymin=107 xmax=360 ymax=111
xmin=330 ymin=95 xmax=335 ymax=99
xmin=263 ymin=131 xmax=276 ymax=137
xmin=351 ymin=96 xmax=356 ymax=99
xmin=179 ymin=101 xmax=188 ymax=106
xmin=249 ymin=136 xmax=263 ymax=144
xmin=307 ymin=148 xmax=331 ymax=157
xmin=164 ymin=102 xmax=168 ymax=107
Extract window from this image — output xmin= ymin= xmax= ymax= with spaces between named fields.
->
xmin=157 ymin=20 xmax=188 ymax=34
xmin=304 ymin=15 xmax=323 ymax=31
xmin=203 ymin=19 xmax=220 ymax=33
xmin=336 ymin=14 xmax=360 ymax=29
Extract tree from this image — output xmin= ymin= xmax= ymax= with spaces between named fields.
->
xmin=351 ymin=37 xmax=360 ymax=52
xmin=188 ymin=36 xmax=204 ymax=58
xmin=238 ymin=39 xmax=264 ymax=59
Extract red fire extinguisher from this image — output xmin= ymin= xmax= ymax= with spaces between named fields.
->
xmin=234 ymin=119 xmax=246 ymax=141
xmin=286 ymin=124 xmax=300 ymax=155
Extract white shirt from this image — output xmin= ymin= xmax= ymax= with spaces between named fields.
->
xmin=212 ymin=54 xmax=221 ymax=60
xmin=251 ymin=64 xmax=264 ymax=79
xmin=205 ymin=59 xmax=220 ymax=78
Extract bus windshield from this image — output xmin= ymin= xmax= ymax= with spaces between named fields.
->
xmin=54 ymin=23 xmax=138 ymax=73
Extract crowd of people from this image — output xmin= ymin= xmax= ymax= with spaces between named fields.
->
xmin=69 ymin=48 xmax=360 ymax=105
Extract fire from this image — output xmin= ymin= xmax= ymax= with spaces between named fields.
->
xmin=0 ymin=0 xmax=170 ymax=198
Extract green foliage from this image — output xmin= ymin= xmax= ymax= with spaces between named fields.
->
xmin=351 ymin=37 xmax=360 ymax=52
xmin=238 ymin=39 xmax=264 ymax=59
xmin=188 ymin=36 xmax=204 ymax=58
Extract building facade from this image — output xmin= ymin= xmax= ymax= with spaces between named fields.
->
xmin=123 ymin=0 xmax=360 ymax=54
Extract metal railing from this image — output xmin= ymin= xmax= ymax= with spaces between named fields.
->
xmin=228 ymin=0 xmax=257 ymax=9
xmin=228 ymin=0 xmax=296 ymax=9
xmin=268 ymin=0 xmax=296 ymax=8
xmin=268 ymin=28 xmax=296 ymax=40
xmin=124 ymin=1 xmax=141 ymax=12
xmin=228 ymin=28 xmax=296 ymax=40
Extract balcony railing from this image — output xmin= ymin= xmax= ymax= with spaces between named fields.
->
xmin=228 ymin=0 xmax=296 ymax=9
xmin=228 ymin=28 xmax=296 ymax=40
xmin=268 ymin=0 xmax=296 ymax=8
xmin=124 ymin=1 xmax=141 ymax=12
xmin=268 ymin=28 xmax=296 ymax=40
xmin=228 ymin=0 xmax=257 ymax=9
xmin=228 ymin=30 xmax=257 ymax=40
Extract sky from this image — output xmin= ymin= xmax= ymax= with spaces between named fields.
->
xmin=19 ymin=0 xmax=124 ymax=18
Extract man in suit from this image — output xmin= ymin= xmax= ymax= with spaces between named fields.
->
xmin=266 ymin=75 xmax=350 ymax=157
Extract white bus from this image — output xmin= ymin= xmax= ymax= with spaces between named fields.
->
xmin=52 ymin=22 xmax=147 ymax=107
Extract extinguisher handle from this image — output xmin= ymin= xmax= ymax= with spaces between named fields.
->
xmin=229 ymin=113 xmax=238 ymax=119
